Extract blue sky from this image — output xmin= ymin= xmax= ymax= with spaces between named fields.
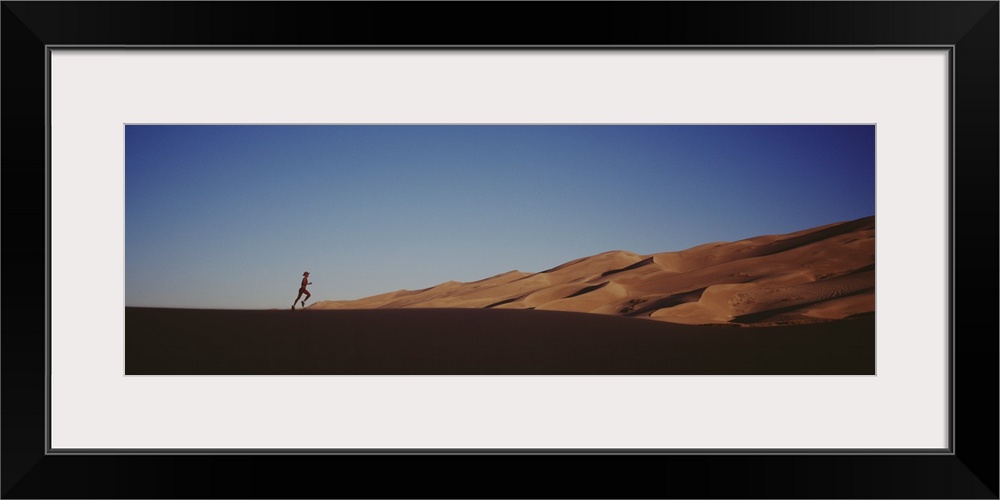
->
xmin=125 ymin=125 xmax=875 ymax=309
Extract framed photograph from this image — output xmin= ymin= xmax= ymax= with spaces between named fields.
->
xmin=121 ymin=122 xmax=878 ymax=378
xmin=4 ymin=2 xmax=996 ymax=498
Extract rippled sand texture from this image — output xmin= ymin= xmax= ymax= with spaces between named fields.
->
xmin=311 ymin=216 xmax=875 ymax=326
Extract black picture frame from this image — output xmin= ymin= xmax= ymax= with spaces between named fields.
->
xmin=3 ymin=2 xmax=996 ymax=498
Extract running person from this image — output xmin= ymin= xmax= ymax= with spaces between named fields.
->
xmin=292 ymin=272 xmax=312 ymax=310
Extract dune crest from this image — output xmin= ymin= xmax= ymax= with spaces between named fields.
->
xmin=310 ymin=216 xmax=875 ymax=326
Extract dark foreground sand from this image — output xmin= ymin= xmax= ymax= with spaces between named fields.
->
xmin=125 ymin=307 xmax=875 ymax=375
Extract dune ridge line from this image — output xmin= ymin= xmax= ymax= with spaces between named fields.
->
xmin=310 ymin=215 xmax=875 ymax=326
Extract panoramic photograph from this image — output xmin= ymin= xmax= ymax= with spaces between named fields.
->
xmin=125 ymin=124 xmax=875 ymax=375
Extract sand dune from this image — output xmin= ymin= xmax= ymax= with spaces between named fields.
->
xmin=125 ymin=307 xmax=875 ymax=375
xmin=311 ymin=216 xmax=875 ymax=326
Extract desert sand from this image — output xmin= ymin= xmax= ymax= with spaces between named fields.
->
xmin=126 ymin=216 xmax=875 ymax=375
xmin=310 ymin=215 xmax=875 ymax=326
xmin=125 ymin=307 xmax=874 ymax=375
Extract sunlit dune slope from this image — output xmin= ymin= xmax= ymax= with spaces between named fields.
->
xmin=311 ymin=215 xmax=875 ymax=325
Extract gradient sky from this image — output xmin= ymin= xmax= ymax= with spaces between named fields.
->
xmin=125 ymin=125 xmax=875 ymax=309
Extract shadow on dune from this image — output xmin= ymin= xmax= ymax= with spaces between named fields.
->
xmin=125 ymin=307 xmax=875 ymax=375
